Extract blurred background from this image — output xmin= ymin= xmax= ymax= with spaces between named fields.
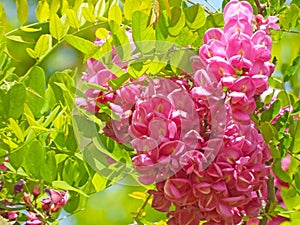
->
xmin=1 ymin=0 xmax=299 ymax=224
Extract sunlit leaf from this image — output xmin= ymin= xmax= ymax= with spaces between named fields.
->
xmin=183 ymin=4 xmax=206 ymax=30
xmin=36 ymin=0 xmax=50 ymax=22
xmin=8 ymin=118 xmax=24 ymax=142
xmin=16 ymin=0 xmax=28 ymax=25
xmin=64 ymin=34 xmax=95 ymax=54
xmin=50 ymin=14 xmax=64 ymax=40
xmin=34 ymin=34 xmax=52 ymax=59
xmin=108 ymin=4 xmax=122 ymax=26
xmin=66 ymin=9 xmax=80 ymax=29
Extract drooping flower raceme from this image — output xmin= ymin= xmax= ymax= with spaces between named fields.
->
xmin=76 ymin=1 xmax=278 ymax=224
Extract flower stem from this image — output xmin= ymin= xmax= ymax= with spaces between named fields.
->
xmin=135 ymin=194 xmax=151 ymax=220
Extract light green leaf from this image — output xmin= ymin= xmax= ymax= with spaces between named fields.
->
xmin=20 ymin=27 xmax=42 ymax=32
xmin=66 ymin=9 xmax=80 ymax=29
xmin=82 ymin=6 xmax=96 ymax=22
xmin=94 ymin=0 xmax=106 ymax=17
xmin=24 ymin=66 xmax=46 ymax=116
xmin=64 ymin=34 xmax=94 ymax=54
xmin=92 ymin=173 xmax=107 ymax=192
xmin=50 ymin=0 xmax=61 ymax=17
xmin=36 ymin=0 xmax=50 ymax=22
xmin=34 ymin=34 xmax=52 ymax=59
xmin=8 ymin=118 xmax=24 ymax=142
xmin=5 ymin=35 xmax=33 ymax=43
xmin=52 ymin=180 xmax=89 ymax=197
xmin=16 ymin=0 xmax=28 ymax=25
xmin=40 ymin=150 xmax=57 ymax=183
xmin=95 ymin=28 xmax=109 ymax=39
xmin=23 ymin=140 xmax=45 ymax=178
xmin=26 ymin=48 xmax=37 ymax=59
xmin=108 ymin=4 xmax=122 ymax=26
xmin=132 ymin=11 xmax=156 ymax=53
xmin=50 ymin=14 xmax=64 ymax=40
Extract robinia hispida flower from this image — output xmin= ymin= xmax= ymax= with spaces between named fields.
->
xmin=77 ymin=1 xmax=280 ymax=224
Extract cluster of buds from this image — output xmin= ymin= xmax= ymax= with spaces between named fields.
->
xmin=0 ymin=179 xmax=68 ymax=225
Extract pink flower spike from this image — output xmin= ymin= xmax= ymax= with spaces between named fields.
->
xmin=223 ymin=0 xmax=254 ymax=23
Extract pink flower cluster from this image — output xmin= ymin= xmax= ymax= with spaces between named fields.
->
xmin=198 ymin=0 xmax=278 ymax=123
xmin=76 ymin=1 xmax=279 ymax=224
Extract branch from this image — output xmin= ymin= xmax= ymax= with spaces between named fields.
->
xmin=254 ymin=0 xmax=266 ymax=15
xmin=259 ymin=174 xmax=276 ymax=225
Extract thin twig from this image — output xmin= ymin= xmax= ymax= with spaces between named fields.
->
xmin=254 ymin=0 xmax=265 ymax=14
xmin=135 ymin=194 xmax=151 ymax=220
xmin=204 ymin=0 xmax=219 ymax=12
xmin=259 ymin=174 xmax=276 ymax=225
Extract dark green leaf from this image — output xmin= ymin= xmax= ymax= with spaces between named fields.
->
xmin=261 ymin=99 xmax=281 ymax=122
xmin=3 ymin=83 xmax=26 ymax=119
xmin=168 ymin=7 xmax=185 ymax=36
xmin=23 ymin=140 xmax=45 ymax=178
xmin=272 ymin=159 xmax=291 ymax=183
xmin=292 ymin=120 xmax=300 ymax=153
xmin=183 ymin=4 xmax=206 ymax=30
xmin=284 ymin=56 xmax=300 ymax=82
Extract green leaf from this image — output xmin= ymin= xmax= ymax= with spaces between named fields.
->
xmin=64 ymin=34 xmax=95 ymax=54
xmin=95 ymin=28 xmax=109 ymax=39
xmin=50 ymin=0 xmax=61 ymax=17
xmin=292 ymin=120 xmax=300 ymax=153
xmin=82 ymin=6 xmax=96 ymax=22
xmin=6 ymin=35 xmax=34 ymax=43
xmin=92 ymin=173 xmax=107 ymax=192
xmin=94 ymin=0 xmax=106 ymax=17
xmin=284 ymin=56 xmax=300 ymax=82
xmin=62 ymin=158 xmax=79 ymax=185
xmin=183 ymin=4 xmax=206 ymax=30
xmin=3 ymin=83 xmax=26 ymax=119
xmin=16 ymin=0 xmax=28 ymax=25
xmin=272 ymin=159 xmax=291 ymax=183
xmin=9 ymin=146 xmax=25 ymax=169
xmin=168 ymin=7 xmax=185 ymax=36
xmin=108 ymin=4 xmax=122 ymax=26
xmin=294 ymin=170 xmax=300 ymax=190
xmin=261 ymin=99 xmax=281 ymax=122
xmin=132 ymin=11 xmax=156 ymax=53
xmin=34 ymin=34 xmax=52 ymax=59
xmin=36 ymin=0 xmax=50 ymax=22
xmin=52 ymin=180 xmax=89 ymax=197
xmin=8 ymin=118 xmax=24 ymax=142
xmin=109 ymin=73 xmax=130 ymax=89
xmin=40 ymin=150 xmax=57 ymax=183
xmin=23 ymin=140 xmax=45 ymax=178
xmin=26 ymin=48 xmax=37 ymax=59
xmin=24 ymin=66 xmax=46 ymax=116
xmin=50 ymin=14 xmax=64 ymax=40
xmin=66 ymin=9 xmax=80 ymax=29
